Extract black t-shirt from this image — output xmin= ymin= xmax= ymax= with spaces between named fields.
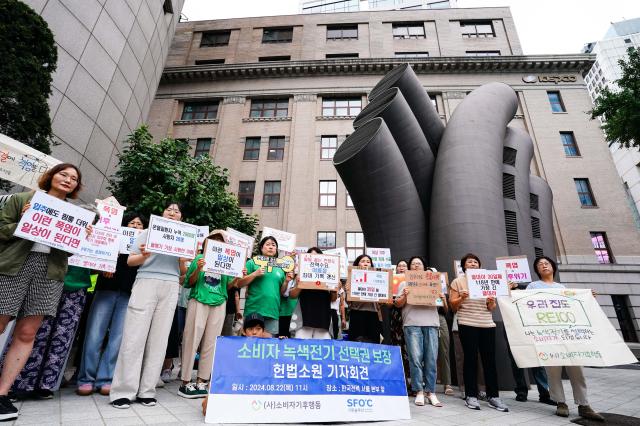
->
xmin=299 ymin=290 xmax=331 ymax=330
xmin=226 ymin=287 xmax=238 ymax=315
xmin=95 ymin=253 xmax=138 ymax=294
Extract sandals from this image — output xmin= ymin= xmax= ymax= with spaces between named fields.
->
xmin=427 ymin=393 xmax=443 ymax=407
xmin=444 ymin=385 xmax=454 ymax=396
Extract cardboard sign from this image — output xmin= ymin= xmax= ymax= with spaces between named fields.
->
xmin=145 ymin=215 xmax=198 ymax=258
xmin=262 ymin=226 xmax=296 ymax=253
xmin=404 ymin=270 xmax=442 ymax=306
xmin=14 ymin=191 xmax=95 ymax=255
xmin=197 ymin=225 xmax=210 ymax=252
xmin=206 ymin=337 xmax=410 ymax=424
xmin=0 ymin=133 xmax=61 ymax=189
xmin=95 ymin=197 xmax=125 ymax=232
xmin=347 ymin=266 xmax=393 ymax=303
xmin=392 ymin=274 xmax=405 ymax=297
xmin=252 ymin=255 xmax=295 ymax=273
xmin=496 ymin=255 xmax=532 ymax=284
xmin=119 ymin=227 xmax=142 ymax=254
xmin=499 ymin=289 xmax=637 ymax=367
xmin=365 ymin=247 xmax=392 ymax=268
xmin=203 ymin=239 xmax=247 ymax=278
xmin=324 ymin=247 xmax=348 ymax=279
xmin=466 ymin=269 xmax=510 ymax=299
xmin=68 ymin=227 xmax=121 ymax=272
xmin=225 ymin=227 xmax=254 ymax=257
xmin=440 ymin=272 xmax=449 ymax=294
xmin=297 ymin=253 xmax=340 ymax=290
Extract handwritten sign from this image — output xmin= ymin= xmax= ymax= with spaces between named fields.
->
xmin=95 ymin=198 xmax=125 ymax=232
xmin=499 ymin=289 xmax=637 ymax=367
xmin=119 ymin=227 xmax=142 ymax=254
xmin=365 ymin=247 xmax=392 ymax=268
xmin=404 ymin=270 xmax=442 ymax=306
xmin=197 ymin=226 xmax=210 ymax=252
xmin=145 ymin=215 xmax=198 ymax=258
xmin=262 ymin=226 xmax=296 ymax=253
xmin=0 ymin=133 xmax=61 ymax=189
xmin=14 ymin=191 xmax=94 ymax=255
xmin=324 ymin=247 xmax=348 ymax=279
xmin=226 ymin=227 xmax=254 ymax=257
xmin=347 ymin=266 xmax=393 ymax=303
xmin=68 ymin=227 xmax=121 ymax=272
xmin=253 ymin=255 xmax=295 ymax=273
xmin=203 ymin=239 xmax=247 ymax=278
xmin=496 ymin=255 xmax=532 ymax=284
xmin=466 ymin=269 xmax=510 ymax=299
xmin=297 ymin=253 xmax=340 ymax=290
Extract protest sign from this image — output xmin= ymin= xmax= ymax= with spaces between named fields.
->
xmin=404 ymin=270 xmax=442 ymax=306
xmin=119 ymin=227 xmax=142 ymax=254
xmin=392 ymin=274 xmax=405 ymax=297
xmin=0 ymin=133 xmax=61 ymax=189
xmin=297 ymin=253 xmax=340 ymax=290
xmin=262 ymin=226 xmax=296 ymax=253
xmin=294 ymin=247 xmax=309 ymax=255
xmin=453 ymin=260 xmax=464 ymax=278
xmin=324 ymin=247 xmax=348 ymax=279
xmin=365 ymin=247 xmax=392 ymax=268
xmin=197 ymin=226 xmax=210 ymax=251
xmin=253 ymin=255 xmax=295 ymax=273
xmin=347 ymin=266 xmax=393 ymax=303
xmin=496 ymin=255 xmax=532 ymax=284
xmin=466 ymin=269 xmax=510 ymax=299
xmin=14 ymin=191 xmax=94 ymax=255
xmin=206 ymin=337 xmax=410 ymax=424
xmin=226 ymin=227 xmax=254 ymax=256
xmin=68 ymin=227 xmax=121 ymax=272
xmin=440 ymin=272 xmax=449 ymax=294
xmin=95 ymin=197 xmax=125 ymax=232
xmin=203 ymin=239 xmax=247 ymax=278
xmin=499 ymin=289 xmax=637 ymax=367
xmin=145 ymin=215 xmax=198 ymax=258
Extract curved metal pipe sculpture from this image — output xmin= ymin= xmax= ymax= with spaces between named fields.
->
xmin=529 ymin=175 xmax=557 ymax=260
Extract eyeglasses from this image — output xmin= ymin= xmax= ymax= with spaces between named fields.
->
xmin=57 ymin=172 xmax=78 ymax=182
xmin=165 ymin=208 xmax=181 ymax=213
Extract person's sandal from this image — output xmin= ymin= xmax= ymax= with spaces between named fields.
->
xmin=444 ymin=385 xmax=454 ymax=396
xmin=427 ymin=393 xmax=443 ymax=407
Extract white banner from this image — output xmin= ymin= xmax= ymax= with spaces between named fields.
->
xmin=466 ymin=269 xmax=510 ymax=299
xmin=499 ymin=289 xmax=637 ymax=367
xmin=324 ymin=247 xmax=348 ymax=279
xmin=119 ymin=227 xmax=142 ymax=254
xmin=197 ymin=225 xmax=210 ymax=252
xmin=496 ymin=255 xmax=532 ymax=284
xmin=68 ymin=227 xmax=120 ymax=272
xmin=0 ymin=133 xmax=61 ymax=189
xmin=225 ymin=227 xmax=254 ymax=257
xmin=146 ymin=215 xmax=198 ymax=258
xmin=203 ymin=239 xmax=247 ymax=278
xmin=14 ymin=191 xmax=94 ymax=255
xmin=262 ymin=226 xmax=296 ymax=253
xmin=347 ymin=267 xmax=392 ymax=303
xmin=365 ymin=247 xmax=392 ymax=268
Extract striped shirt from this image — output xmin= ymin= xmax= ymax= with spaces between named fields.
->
xmin=450 ymin=276 xmax=495 ymax=328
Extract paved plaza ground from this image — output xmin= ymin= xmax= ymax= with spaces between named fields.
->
xmin=7 ymin=366 xmax=640 ymax=426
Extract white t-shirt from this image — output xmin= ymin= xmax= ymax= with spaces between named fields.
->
xmin=397 ymin=282 xmax=439 ymax=327
xmin=331 ymin=287 xmax=343 ymax=310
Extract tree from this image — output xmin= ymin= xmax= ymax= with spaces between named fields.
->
xmin=108 ymin=126 xmax=258 ymax=236
xmin=0 ymin=0 xmax=57 ymax=190
xmin=590 ymin=47 xmax=640 ymax=150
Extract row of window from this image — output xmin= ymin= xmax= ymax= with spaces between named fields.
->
xmin=241 ymin=136 xmax=343 ymax=162
xmin=238 ymin=180 xmax=353 ymax=208
xmin=195 ymin=51 xmax=502 ymax=63
xmin=199 ymin=21 xmax=496 ymax=47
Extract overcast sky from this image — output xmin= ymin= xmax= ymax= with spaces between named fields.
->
xmin=181 ymin=0 xmax=638 ymax=54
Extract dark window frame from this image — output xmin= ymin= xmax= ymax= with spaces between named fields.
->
xmin=267 ymin=136 xmax=285 ymax=161
xmin=460 ymin=21 xmax=495 ymax=38
xmin=263 ymin=181 xmax=281 ymax=207
xmin=547 ymin=91 xmax=566 ymax=113
xmin=262 ymin=27 xmax=293 ymax=44
xmin=238 ymin=181 xmax=256 ymax=207
xmin=327 ymin=24 xmax=358 ymax=40
xmin=560 ymin=132 xmax=581 ymax=157
xmin=392 ymin=22 xmax=426 ymax=39
xmin=317 ymin=231 xmax=337 ymax=250
xmin=194 ymin=138 xmax=212 ymax=158
xmin=250 ymin=99 xmax=289 ymax=118
xmin=590 ymin=231 xmax=614 ymax=264
xmin=194 ymin=59 xmax=225 ymax=65
xmin=243 ymin=137 xmax=261 ymax=161
xmin=181 ymin=101 xmax=219 ymax=121
xmin=200 ymin=30 xmax=231 ymax=47
xmin=258 ymin=55 xmax=291 ymax=62
xmin=325 ymin=53 xmax=359 ymax=58
xmin=322 ymin=97 xmax=362 ymax=117
xmin=574 ymin=178 xmax=597 ymax=207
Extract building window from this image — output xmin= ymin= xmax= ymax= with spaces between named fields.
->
xmin=238 ymin=181 xmax=255 ymax=207
xmin=327 ymin=24 xmax=358 ymax=40
xmin=530 ymin=193 xmax=539 ymax=211
xmin=460 ymin=21 xmax=495 ymax=38
xmin=267 ymin=137 xmax=285 ymax=161
xmin=590 ymin=231 xmax=613 ymax=264
xmin=429 ymin=95 xmax=438 ymax=112
xmin=534 ymin=247 xmax=544 ymax=258
xmin=317 ymin=231 xmax=336 ymax=249
xmin=395 ymin=51 xmax=429 ymax=58
xmin=262 ymin=27 xmax=293 ymax=43
xmin=250 ymin=99 xmax=289 ymax=118
xmin=243 ymin=137 xmax=261 ymax=160
xmin=504 ymin=210 xmax=518 ymax=245
xmin=346 ymin=231 xmax=365 ymax=262
xmin=326 ymin=53 xmax=359 ymax=58
xmin=181 ymin=102 xmax=218 ymax=120
xmin=321 ymin=136 xmax=338 ymax=159
xmin=531 ymin=216 xmax=541 ymax=239
xmin=322 ymin=97 xmax=362 ymax=117
xmin=346 ymin=192 xmax=354 ymax=207
xmin=303 ymin=0 xmax=359 ymax=13
xmin=503 ymin=173 xmax=515 ymax=200
xmin=194 ymin=138 xmax=212 ymax=157
xmin=319 ymin=180 xmax=337 ymax=207
xmin=465 ymin=51 xmax=501 ymax=56
xmin=560 ymin=132 xmax=580 ymax=156
xmin=574 ymin=178 xmax=597 ymax=207
xmin=263 ymin=181 xmax=281 ymax=207
xmin=200 ymin=31 xmax=230 ymax=47
xmin=503 ymin=147 xmax=517 ymax=166
xmin=258 ymin=55 xmax=291 ymax=61
xmin=392 ymin=23 xmax=425 ymax=39
xmin=547 ymin=91 xmax=566 ymax=112
xmin=195 ymin=59 xmax=225 ymax=65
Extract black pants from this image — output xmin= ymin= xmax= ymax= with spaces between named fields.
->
xmin=348 ymin=310 xmax=380 ymax=343
xmin=330 ymin=309 xmax=339 ymax=339
xmin=458 ymin=325 xmax=499 ymax=398
xmin=279 ymin=315 xmax=291 ymax=338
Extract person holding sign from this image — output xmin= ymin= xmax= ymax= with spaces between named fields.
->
xmin=449 ymin=254 xmax=508 ymax=413
xmin=110 ymin=202 xmax=188 ymax=409
xmin=347 ymin=254 xmax=382 ymax=343
xmin=178 ymin=230 xmax=240 ymax=399
xmin=394 ymin=257 xmax=443 ymax=407
xmin=0 ymin=163 xmax=87 ymax=421
xmin=527 ymin=256 xmax=604 ymax=421
xmin=236 ymin=236 xmax=287 ymax=336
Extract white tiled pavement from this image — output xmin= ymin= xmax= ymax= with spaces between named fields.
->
xmin=9 ymin=367 xmax=640 ymax=425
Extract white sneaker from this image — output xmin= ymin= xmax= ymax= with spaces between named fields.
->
xmin=415 ymin=391 xmax=425 ymax=406
xmin=161 ymin=368 xmax=172 ymax=383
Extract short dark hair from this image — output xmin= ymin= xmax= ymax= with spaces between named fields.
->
xmin=460 ymin=253 xmax=481 ymax=272
xmin=407 ymin=256 xmax=426 ymax=270
xmin=123 ymin=211 xmax=148 ymax=228
xmin=353 ymin=254 xmax=373 ymax=267
xmin=38 ymin=163 xmax=83 ymax=199
xmin=307 ymin=247 xmax=323 ymax=254
xmin=258 ymin=236 xmax=279 ymax=254
xmin=533 ymin=256 xmax=557 ymax=279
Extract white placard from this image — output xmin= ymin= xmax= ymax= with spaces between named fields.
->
xmin=0 ymin=133 xmax=61 ymax=189
xmin=225 ymin=227 xmax=255 ymax=257
xmin=347 ymin=266 xmax=392 ymax=302
xmin=95 ymin=198 xmax=125 ymax=232
xmin=203 ymin=239 xmax=247 ymax=278
xmin=262 ymin=226 xmax=297 ymax=253
xmin=325 ymin=247 xmax=348 ymax=279
xmin=440 ymin=272 xmax=449 ymax=294
xmin=14 ymin=191 xmax=95 ymax=255
xmin=197 ymin=225 xmax=210 ymax=251
xmin=466 ymin=269 xmax=510 ymax=299
xmin=297 ymin=253 xmax=340 ymax=290
xmin=145 ymin=215 xmax=198 ymax=258
xmin=453 ymin=260 xmax=464 ymax=278
xmin=365 ymin=247 xmax=392 ymax=268
xmin=496 ymin=255 xmax=532 ymax=284
xmin=119 ymin=227 xmax=142 ymax=254
xmin=68 ymin=226 xmax=121 ymax=272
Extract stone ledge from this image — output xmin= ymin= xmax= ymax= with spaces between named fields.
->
xmin=173 ymin=119 xmax=219 ymax=125
xmin=242 ymin=117 xmax=292 ymax=122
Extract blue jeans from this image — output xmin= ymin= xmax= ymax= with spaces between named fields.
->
xmin=404 ymin=326 xmax=439 ymax=393
xmin=77 ymin=290 xmax=129 ymax=387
